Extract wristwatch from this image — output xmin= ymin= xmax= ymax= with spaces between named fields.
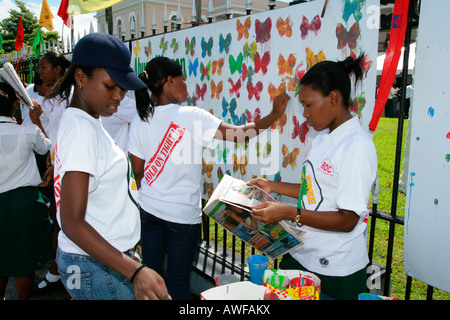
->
xmin=293 ymin=207 xmax=302 ymax=224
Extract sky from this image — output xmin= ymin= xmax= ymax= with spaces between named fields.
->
xmin=0 ymin=0 xmax=98 ymax=42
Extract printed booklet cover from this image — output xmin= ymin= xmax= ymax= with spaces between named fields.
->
xmin=203 ymin=174 xmax=305 ymax=259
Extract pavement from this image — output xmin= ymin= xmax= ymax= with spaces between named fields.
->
xmin=5 ymin=261 xmax=71 ymax=300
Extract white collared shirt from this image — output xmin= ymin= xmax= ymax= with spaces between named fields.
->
xmin=0 ymin=116 xmax=50 ymax=193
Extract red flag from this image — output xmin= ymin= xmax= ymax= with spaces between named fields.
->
xmin=14 ymin=17 xmax=24 ymax=51
xmin=368 ymin=0 xmax=409 ymax=132
xmin=58 ymin=0 xmax=70 ymax=28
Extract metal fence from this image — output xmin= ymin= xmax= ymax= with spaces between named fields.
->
xmin=10 ymin=0 xmax=443 ymax=300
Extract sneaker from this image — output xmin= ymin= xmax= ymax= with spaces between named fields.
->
xmin=31 ymin=278 xmax=64 ymax=297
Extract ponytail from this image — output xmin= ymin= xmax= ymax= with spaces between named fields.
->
xmin=135 ymin=57 xmax=183 ymax=122
xmin=300 ymin=53 xmax=365 ymax=108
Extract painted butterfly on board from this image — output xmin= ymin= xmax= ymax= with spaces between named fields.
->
xmin=305 ymin=48 xmax=326 ymax=70
xmin=160 ymin=37 xmax=169 ymax=54
xmin=243 ymin=41 xmax=257 ymax=61
xmin=300 ymin=15 xmax=321 ymax=40
xmin=216 ymin=143 xmax=230 ymax=164
xmin=212 ymin=58 xmax=225 ymax=75
xmin=256 ymin=141 xmax=271 ymax=158
xmin=236 ymin=16 xmax=251 ymax=40
xmin=200 ymin=61 xmax=211 ymax=81
xmin=185 ymin=36 xmax=196 ymax=56
xmin=241 ymin=63 xmax=254 ymax=82
xmin=254 ymin=51 xmax=270 ymax=75
xmin=342 ymin=0 xmax=365 ymax=23
xmin=170 ymin=39 xmax=179 ymax=53
xmin=277 ymin=53 xmax=296 ymax=76
xmin=267 ymin=82 xmax=287 ymax=102
xmin=336 ymin=22 xmax=360 ymax=50
xmin=203 ymin=179 xmax=214 ymax=198
xmin=350 ymin=52 xmax=372 ymax=77
xmin=222 ymin=96 xmax=237 ymax=118
xmin=144 ymin=40 xmax=152 ymax=57
xmin=228 ymin=78 xmax=242 ymax=98
xmin=219 ymin=33 xmax=232 ymax=54
xmin=270 ymin=112 xmax=287 ymax=133
xmin=196 ymin=83 xmax=207 ymax=101
xmin=233 ymin=154 xmax=248 ymax=176
xmin=201 ymin=36 xmax=213 ymax=58
xmin=210 ymin=80 xmax=223 ymax=100
xmin=244 ymin=108 xmax=261 ymax=123
xmin=255 ymin=17 xmax=272 ymax=44
xmin=133 ymin=40 xmax=141 ymax=58
xmin=188 ymin=58 xmax=199 ymax=78
xmin=281 ymin=144 xmax=300 ymax=169
xmin=292 ymin=115 xmax=310 ymax=143
xmin=247 ymin=81 xmax=263 ymax=101
xmin=217 ymin=167 xmax=224 ymax=182
xmin=276 ymin=15 xmax=293 ymax=38
xmin=232 ymin=112 xmax=247 ymax=126
xmin=349 ymin=92 xmax=366 ymax=118
xmin=229 ymin=52 xmax=243 ymax=75
xmin=202 ymin=158 xmax=214 ymax=178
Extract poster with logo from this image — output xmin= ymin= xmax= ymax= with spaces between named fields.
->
xmin=404 ymin=0 xmax=450 ymax=293
xmin=130 ymin=0 xmax=379 ymax=201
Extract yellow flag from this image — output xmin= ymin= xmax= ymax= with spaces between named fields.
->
xmin=39 ymin=0 xmax=54 ymax=31
xmin=68 ymin=0 xmax=124 ymax=15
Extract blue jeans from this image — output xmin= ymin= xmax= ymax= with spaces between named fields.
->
xmin=140 ymin=209 xmax=201 ymax=300
xmin=56 ymin=248 xmax=135 ymax=300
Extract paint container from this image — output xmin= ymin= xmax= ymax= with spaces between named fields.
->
xmin=215 ymin=273 xmax=240 ymax=286
xmin=247 ymin=254 xmax=269 ymax=285
xmin=264 ymin=274 xmax=290 ymax=289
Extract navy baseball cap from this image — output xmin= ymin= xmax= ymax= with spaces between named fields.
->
xmin=71 ymin=32 xmax=147 ymax=90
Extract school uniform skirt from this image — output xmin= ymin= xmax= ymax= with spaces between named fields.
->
xmin=0 ymin=186 xmax=53 ymax=277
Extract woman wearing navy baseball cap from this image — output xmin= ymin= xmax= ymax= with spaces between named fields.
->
xmin=46 ymin=32 xmax=170 ymax=300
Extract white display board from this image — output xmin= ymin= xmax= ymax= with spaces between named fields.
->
xmin=404 ymin=0 xmax=450 ymax=293
xmin=130 ymin=0 xmax=379 ymax=200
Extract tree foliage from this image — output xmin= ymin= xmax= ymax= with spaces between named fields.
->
xmin=0 ymin=0 xmax=59 ymax=53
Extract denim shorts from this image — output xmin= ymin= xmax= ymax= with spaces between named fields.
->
xmin=56 ymin=248 xmax=135 ymax=300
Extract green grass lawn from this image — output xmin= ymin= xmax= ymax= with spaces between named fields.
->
xmin=371 ymin=117 xmax=450 ymax=300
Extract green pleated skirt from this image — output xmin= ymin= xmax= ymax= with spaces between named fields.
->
xmin=0 ymin=186 xmax=53 ymax=277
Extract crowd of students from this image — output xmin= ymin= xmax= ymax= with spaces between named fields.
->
xmin=0 ymin=32 xmax=377 ymax=301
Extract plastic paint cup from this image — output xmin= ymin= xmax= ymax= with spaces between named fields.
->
xmin=247 ymin=254 xmax=269 ymax=285
xmin=215 ymin=273 xmax=240 ymax=286
xmin=265 ymin=275 xmax=290 ymax=289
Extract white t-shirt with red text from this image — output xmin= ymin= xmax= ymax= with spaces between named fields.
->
xmin=128 ymin=104 xmax=222 ymax=225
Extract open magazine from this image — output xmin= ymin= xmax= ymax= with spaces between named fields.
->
xmin=203 ymin=174 xmax=305 ymax=260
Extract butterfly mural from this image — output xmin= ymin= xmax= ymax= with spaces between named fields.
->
xmin=219 ymin=33 xmax=232 ymax=54
xmin=268 ymin=82 xmax=287 ymax=102
xmin=203 ymin=179 xmax=214 ymax=198
xmin=292 ymin=115 xmax=310 ymax=143
xmin=216 ymin=143 xmax=230 ymax=164
xmin=277 ymin=53 xmax=296 ymax=76
xmin=188 ymin=58 xmax=199 ymax=78
xmin=270 ymin=112 xmax=287 ymax=133
xmin=281 ymin=144 xmax=300 ymax=169
xmin=233 ymin=154 xmax=248 ymax=175
xmin=242 ymin=63 xmax=254 ymax=82
xmin=236 ymin=16 xmax=251 ymax=40
xmin=342 ymin=0 xmax=366 ymax=23
xmin=201 ymin=36 xmax=213 ymax=58
xmin=247 ymin=81 xmax=263 ymax=101
xmin=228 ymin=78 xmax=242 ymax=98
xmin=196 ymin=83 xmax=207 ymax=101
xmin=222 ymin=97 xmax=238 ymax=118
xmin=256 ymin=141 xmax=272 ymax=158
xmin=276 ymin=15 xmax=293 ymax=38
xmin=185 ymin=36 xmax=196 ymax=56
xmin=229 ymin=53 xmax=243 ymax=75
xmin=202 ymin=158 xmax=214 ymax=178
xmin=144 ymin=40 xmax=152 ymax=57
xmin=243 ymin=41 xmax=257 ymax=61
xmin=212 ymin=58 xmax=225 ymax=75
xmin=160 ymin=37 xmax=169 ymax=54
xmin=170 ymin=39 xmax=179 ymax=53
xmin=210 ymin=80 xmax=223 ymax=100
xmin=200 ymin=61 xmax=211 ymax=81
xmin=254 ymin=51 xmax=270 ymax=75
xmin=300 ymin=15 xmax=322 ymax=40
xmin=349 ymin=92 xmax=366 ymax=118
xmin=336 ymin=22 xmax=360 ymax=50
xmin=305 ymin=48 xmax=326 ymax=70
xmin=133 ymin=40 xmax=141 ymax=58
xmin=244 ymin=108 xmax=261 ymax=122
xmin=255 ymin=17 xmax=272 ymax=44
xmin=350 ymin=52 xmax=372 ymax=78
